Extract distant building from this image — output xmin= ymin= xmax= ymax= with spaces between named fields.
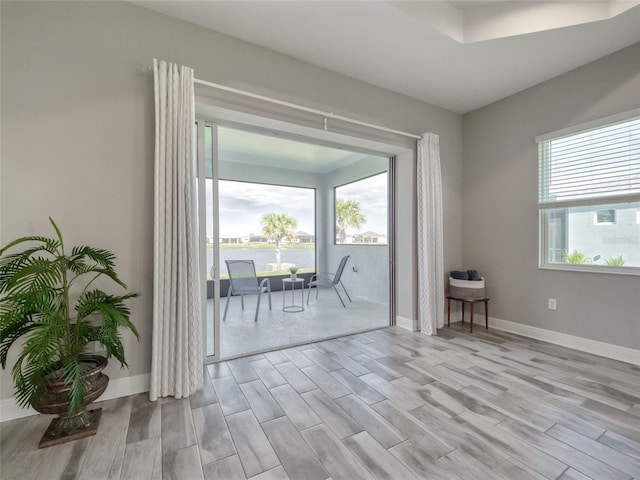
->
xmin=220 ymin=235 xmax=242 ymax=244
xmin=248 ymin=234 xmax=269 ymax=243
xmin=294 ymin=231 xmax=315 ymax=244
xmin=353 ymin=231 xmax=387 ymax=244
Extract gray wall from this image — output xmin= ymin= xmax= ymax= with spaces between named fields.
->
xmin=462 ymin=42 xmax=640 ymax=350
xmin=0 ymin=1 xmax=464 ymax=399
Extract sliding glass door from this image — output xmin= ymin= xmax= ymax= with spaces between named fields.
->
xmin=196 ymin=118 xmax=394 ymax=362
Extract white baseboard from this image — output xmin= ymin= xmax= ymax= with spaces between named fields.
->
xmin=397 ymin=315 xmax=418 ymax=331
xmin=0 ymin=398 xmax=37 ymax=423
xmin=484 ymin=316 xmax=640 ymax=366
xmin=0 ymin=373 xmax=150 ymax=423
xmin=102 ymin=373 xmax=150 ymax=402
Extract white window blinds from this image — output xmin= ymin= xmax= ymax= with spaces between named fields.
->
xmin=537 ymin=113 xmax=640 ymax=208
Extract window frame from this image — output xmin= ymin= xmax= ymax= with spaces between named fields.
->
xmin=594 ymin=209 xmax=616 ymax=225
xmin=537 ymin=109 xmax=640 ymax=276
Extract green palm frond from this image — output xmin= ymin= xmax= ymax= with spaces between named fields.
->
xmin=77 ymin=290 xmax=139 ymax=326
xmin=12 ymin=318 xmax=64 ymax=408
xmin=60 ymin=356 xmax=88 ymax=415
xmin=261 ymin=213 xmax=298 ymax=245
xmin=14 ymin=360 xmax=51 ymax=409
xmin=0 ymin=248 xmax=61 ymax=292
xmin=70 ymin=245 xmax=116 ymax=266
xmin=335 ymin=199 xmax=365 ymax=243
xmin=67 ymin=246 xmax=127 ymax=289
xmin=76 ymin=291 xmax=139 ymax=366
xmin=48 ymin=217 xmax=65 ymax=251
xmin=0 ymin=323 xmax=33 ymax=368
xmin=2 ymin=257 xmax=64 ymax=296
xmin=0 ymin=235 xmax=60 ymax=257
xmin=95 ymin=328 xmax=126 ymax=366
xmin=0 ymin=300 xmax=40 ymax=367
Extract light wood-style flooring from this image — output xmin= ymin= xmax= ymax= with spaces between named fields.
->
xmin=2 ymin=324 xmax=640 ymax=479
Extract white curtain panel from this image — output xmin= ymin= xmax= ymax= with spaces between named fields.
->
xmin=417 ymin=133 xmax=445 ymax=335
xmin=150 ymin=59 xmax=202 ymax=401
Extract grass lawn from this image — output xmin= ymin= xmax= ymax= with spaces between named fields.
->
xmin=207 ymin=243 xmax=315 ymax=279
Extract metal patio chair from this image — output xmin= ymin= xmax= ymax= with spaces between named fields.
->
xmin=223 ymin=260 xmax=272 ymax=322
xmin=307 ymin=255 xmax=352 ymax=307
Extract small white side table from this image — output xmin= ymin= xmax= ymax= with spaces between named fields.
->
xmin=282 ymin=278 xmax=305 ymax=313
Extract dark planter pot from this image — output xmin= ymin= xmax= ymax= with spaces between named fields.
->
xmin=33 ymin=355 xmax=109 ymax=448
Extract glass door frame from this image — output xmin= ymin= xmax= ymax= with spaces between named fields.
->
xmin=196 ymin=119 xmax=221 ymax=363
xmin=388 ymin=155 xmax=396 ymax=326
xmin=195 ymin=107 xmax=407 ymax=361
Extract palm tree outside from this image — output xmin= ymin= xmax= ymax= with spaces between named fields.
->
xmin=335 ymin=198 xmax=365 ymax=243
xmin=261 ymin=213 xmax=297 ymax=270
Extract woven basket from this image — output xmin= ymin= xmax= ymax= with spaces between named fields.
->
xmin=449 ymin=277 xmax=485 ymax=299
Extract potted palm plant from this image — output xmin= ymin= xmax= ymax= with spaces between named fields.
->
xmin=0 ymin=218 xmax=139 ymax=447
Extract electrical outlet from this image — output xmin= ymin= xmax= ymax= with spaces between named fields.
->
xmin=548 ymin=298 xmax=557 ymax=310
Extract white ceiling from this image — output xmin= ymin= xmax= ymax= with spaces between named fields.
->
xmin=134 ymin=1 xmax=640 ymax=113
xmin=218 ymin=126 xmax=375 ymax=174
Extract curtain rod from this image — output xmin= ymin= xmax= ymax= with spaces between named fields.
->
xmin=193 ymin=78 xmax=422 ymax=140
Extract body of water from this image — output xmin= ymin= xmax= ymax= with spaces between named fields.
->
xmin=207 ymin=247 xmax=315 ymax=275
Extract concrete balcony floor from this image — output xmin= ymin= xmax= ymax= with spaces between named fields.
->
xmin=207 ymin=289 xmax=389 ymax=359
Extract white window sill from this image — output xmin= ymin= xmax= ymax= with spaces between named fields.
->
xmin=539 ymin=263 xmax=640 ymax=276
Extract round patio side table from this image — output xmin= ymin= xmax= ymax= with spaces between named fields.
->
xmin=282 ymin=278 xmax=305 ymax=313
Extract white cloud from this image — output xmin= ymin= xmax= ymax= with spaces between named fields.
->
xmin=337 ymin=173 xmax=388 ymax=235
xmin=214 ymin=180 xmax=315 ymax=237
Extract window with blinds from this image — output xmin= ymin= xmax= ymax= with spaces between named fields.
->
xmin=537 ymin=110 xmax=640 ymax=274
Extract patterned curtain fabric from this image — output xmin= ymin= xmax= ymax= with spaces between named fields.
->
xmin=150 ymin=59 xmax=202 ymax=400
xmin=417 ymin=133 xmax=445 ymax=335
